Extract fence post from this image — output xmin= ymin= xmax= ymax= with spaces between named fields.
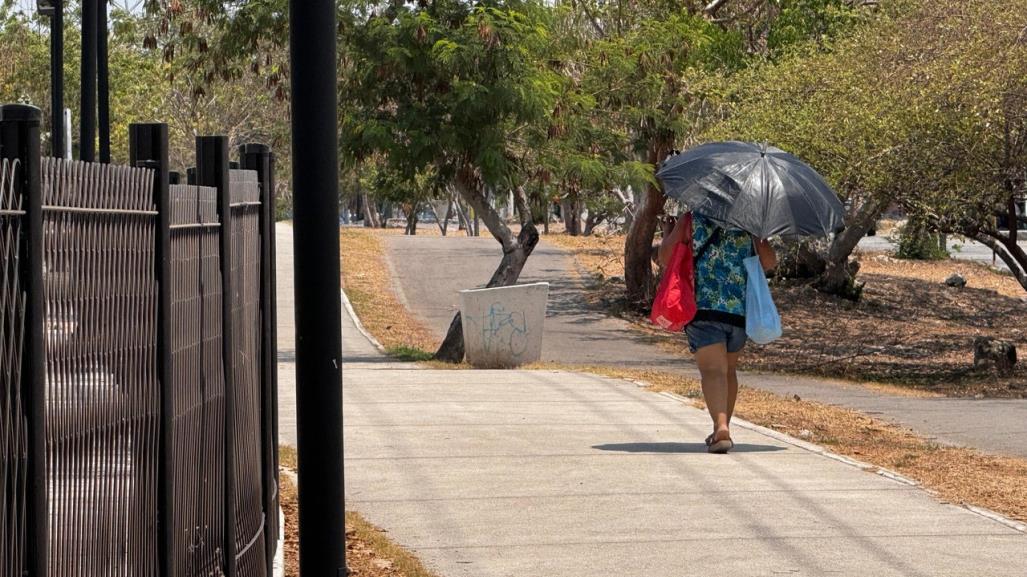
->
xmin=240 ymin=143 xmax=279 ymax=573
xmin=197 ymin=135 xmax=236 ymax=577
xmin=128 ymin=123 xmax=171 ymax=577
xmin=1 ymin=104 xmax=46 ymax=577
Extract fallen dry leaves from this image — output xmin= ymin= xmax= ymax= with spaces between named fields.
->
xmin=340 ymin=228 xmax=440 ymax=354
xmin=548 ymin=233 xmax=1027 ymax=397
xmin=280 ymin=461 xmax=442 ymax=577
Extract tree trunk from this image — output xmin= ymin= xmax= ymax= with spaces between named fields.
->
xmin=435 ymin=173 xmax=539 ymax=363
xmin=815 ymin=196 xmax=888 ymax=299
xmin=404 ymin=204 xmax=419 ymax=235
xmin=440 ymin=202 xmax=452 ymax=236
xmin=584 ymin=210 xmax=606 ymax=236
xmin=974 ymin=230 xmax=1027 ymax=292
xmin=454 ymin=193 xmax=469 ymax=231
xmin=561 ymin=190 xmax=581 ymax=236
xmin=624 ymin=140 xmax=671 ymax=306
xmin=362 ymin=192 xmax=381 ymax=228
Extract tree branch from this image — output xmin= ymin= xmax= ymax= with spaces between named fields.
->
xmin=972 ymin=232 xmax=1027 ymax=291
xmin=704 ymin=0 xmax=734 ymax=17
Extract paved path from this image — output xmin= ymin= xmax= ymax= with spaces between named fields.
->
xmin=335 ymin=288 xmax=1027 ymax=576
xmin=274 ymin=224 xmax=1027 ymax=575
xmin=384 ymin=234 xmax=1027 ymax=458
xmin=858 ymin=235 xmax=1027 ymax=272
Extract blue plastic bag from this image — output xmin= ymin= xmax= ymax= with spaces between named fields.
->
xmin=744 ymin=255 xmax=782 ymax=344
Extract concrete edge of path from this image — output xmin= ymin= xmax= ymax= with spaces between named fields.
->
xmin=653 ymin=386 xmax=1027 ymax=535
xmin=342 ymin=290 xmax=388 ymax=354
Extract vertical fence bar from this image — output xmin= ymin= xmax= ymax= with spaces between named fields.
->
xmin=0 ymin=104 xmax=45 ymax=577
xmin=129 ymin=122 xmax=171 ymax=577
xmin=240 ymin=143 xmax=278 ymax=574
xmin=198 ymin=135 xmax=236 ymax=577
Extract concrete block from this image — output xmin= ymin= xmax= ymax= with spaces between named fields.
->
xmin=459 ymin=282 xmax=549 ymax=368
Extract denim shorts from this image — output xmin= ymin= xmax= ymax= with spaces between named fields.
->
xmin=685 ymin=320 xmax=747 ymax=354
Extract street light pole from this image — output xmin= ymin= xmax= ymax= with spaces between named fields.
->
xmin=80 ymin=0 xmax=97 ymax=162
xmin=289 ymin=0 xmax=346 ymax=575
xmin=97 ymin=0 xmax=110 ymax=163
xmin=38 ymin=0 xmax=64 ymax=158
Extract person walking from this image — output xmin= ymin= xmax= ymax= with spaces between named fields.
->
xmin=658 ymin=212 xmax=777 ymax=454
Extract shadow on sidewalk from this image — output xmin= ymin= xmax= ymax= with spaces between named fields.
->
xmin=592 ymin=442 xmax=787 ymax=454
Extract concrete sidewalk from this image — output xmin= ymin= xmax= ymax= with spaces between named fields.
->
xmin=270 ymin=224 xmax=1027 ymax=575
xmin=384 ymin=234 xmax=1027 ymax=459
xmin=343 ymin=365 xmax=1027 ymax=576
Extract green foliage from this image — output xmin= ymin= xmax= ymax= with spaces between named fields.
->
xmin=386 ymin=346 xmax=435 ymax=362
xmin=895 ymin=220 xmax=948 ymax=261
xmin=339 ymin=0 xmax=559 ymax=191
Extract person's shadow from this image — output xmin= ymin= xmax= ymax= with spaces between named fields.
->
xmin=592 ymin=442 xmax=787 ymax=454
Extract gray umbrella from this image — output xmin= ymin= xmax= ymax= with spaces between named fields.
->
xmin=656 ymin=141 xmax=844 ymax=238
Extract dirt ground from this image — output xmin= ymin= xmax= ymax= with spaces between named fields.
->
xmin=280 ymin=445 xmax=440 ymax=577
xmin=545 ymin=233 xmax=1027 ymax=397
xmin=744 ymin=252 xmax=1027 ymax=396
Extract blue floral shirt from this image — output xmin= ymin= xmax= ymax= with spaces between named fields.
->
xmin=692 ymin=213 xmax=753 ymax=320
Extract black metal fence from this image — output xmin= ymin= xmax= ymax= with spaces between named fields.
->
xmin=0 ymin=105 xmax=279 ymax=577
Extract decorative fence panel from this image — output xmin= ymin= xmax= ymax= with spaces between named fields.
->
xmin=0 ymin=106 xmax=278 ymax=577
xmin=41 ymin=158 xmax=161 ymax=577
xmin=1 ymin=157 xmax=28 ymax=577
xmin=168 ymin=184 xmax=225 ymax=576
xmin=228 ymin=169 xmax=267 ymax=576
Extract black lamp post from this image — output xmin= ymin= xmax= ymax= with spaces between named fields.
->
xmin=80 ymin=0 xmax=96 ymax=162
xmin=290 ymin=0 xmax=347 ymax=574
xmin=97 ymin=0 xmax=110 ymax=163
xmin=37 ymin=0 xmax=63 ymax=159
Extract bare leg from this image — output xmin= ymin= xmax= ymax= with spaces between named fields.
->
xmin=726 ymin=352 xmax=740 ymax=425
xmin=695 ymin=343 xmax=731 ymax=442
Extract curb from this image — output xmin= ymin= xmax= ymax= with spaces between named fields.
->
xmin=341 ymin=289 xmax=388 ymax=354
xmin=651 ymin=386 xmax=1027 ymax=535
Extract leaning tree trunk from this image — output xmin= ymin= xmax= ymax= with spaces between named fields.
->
xmin=583 ymin=210 xmax=606 ymax=236
xmin=624 ymin=139 xmax=671 ymax=306
xmin=973 ymin=230 xmax=1027 ymax=292
xmin=362 ymin=192 xmax=381 ymax=228
xmin=435 ymin=174 xmax=539 ymax=363
xmin=815 ymin=196 xmax=889 ymax=299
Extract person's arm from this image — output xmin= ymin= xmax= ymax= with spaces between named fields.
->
xmin=658 ymin=215 xmax=690 ymax=268
xmin=754 ymin=238 xmax=777 ymax=272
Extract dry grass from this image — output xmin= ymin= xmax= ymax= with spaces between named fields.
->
xmin=543 ymin=232 xmax=627 ymax=280
xmin=548 ymin=232 xmax=1027 ymax=397
xmin=340 ymin=228 xmax=440 ymax=357
xmin=280 ymin=458 xmax=442 ymax=577
xmin=858 ymin=249 xmax=1025 ymax=298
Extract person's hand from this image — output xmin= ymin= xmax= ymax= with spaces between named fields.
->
xmin=660 ymin=215 xmax=676 ymax=237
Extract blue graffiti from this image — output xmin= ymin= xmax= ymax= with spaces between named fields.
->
xmin=479 ymin=302 xmax=530 ymax=357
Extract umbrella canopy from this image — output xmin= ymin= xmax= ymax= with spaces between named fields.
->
xmin=656 ymin=141 xmax=844 ymax=238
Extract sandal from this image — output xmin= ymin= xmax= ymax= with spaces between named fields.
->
xmin=708 ymin=436 xmax=734 ymax=454
xmin=705 ymin=433 xmax=715 ymax=447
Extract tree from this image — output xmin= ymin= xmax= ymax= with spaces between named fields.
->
xmin=554 ymin=0 xmax=871 ymax=306
xmin=888 ymin=0 xmax=1027 ymax=291
xmin=708 ymin=0 xmax=1027 ymax=295
xmin=338 ymin=0 xmax=559 ymax=361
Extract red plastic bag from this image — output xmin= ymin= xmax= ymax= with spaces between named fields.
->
xmin=650 ymin=214 xmax=697 ymax=332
